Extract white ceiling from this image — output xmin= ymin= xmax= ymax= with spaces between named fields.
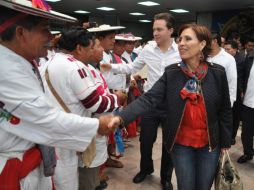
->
xmin=48 ymin=0 xmax=254 ymax=23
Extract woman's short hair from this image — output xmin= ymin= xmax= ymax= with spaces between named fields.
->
xmin=58 ymin=26 xmax=92 ymax=51
xmin=178 ymin=24 xmax=212 ymax=60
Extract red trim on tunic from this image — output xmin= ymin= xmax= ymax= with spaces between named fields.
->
xmin=81 ymin=90 xmax=100 ymax=109
xmin=96 ymin=96 xmax=109 ymax=113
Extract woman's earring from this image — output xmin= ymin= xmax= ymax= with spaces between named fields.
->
xmin=200 ymin=50 xmax=204 ymax=62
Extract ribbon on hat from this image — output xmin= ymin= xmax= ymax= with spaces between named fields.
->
xmin=32 ymin=0 xmax=51 ymax=11
xmin=0 ymin=13 xmax=27 ymax=34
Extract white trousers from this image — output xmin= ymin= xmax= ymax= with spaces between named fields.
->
xmin=20 ymin=164 xmax=52 ymax=190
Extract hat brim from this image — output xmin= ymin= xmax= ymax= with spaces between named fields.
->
xmin=115 ymin=36 xmax=127 ymax=41
xmin=0 ymin=0 xmax=77 ymax=22
xmin=135 ymin=37 xmax=142 ymax=41
xmin=88 ymin=26 xmax=125 ymax=33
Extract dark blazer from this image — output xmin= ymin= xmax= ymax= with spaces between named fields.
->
xmin=243 ymin=55 xmax=254 ymax=94
xmin=118 ymin=62 xmax=232 ymax=153
xmin=234 ymin=52 xmax=245 ymax=96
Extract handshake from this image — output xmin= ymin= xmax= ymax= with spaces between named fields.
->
xmin=97 ymin=114 xmax=123 ymax=136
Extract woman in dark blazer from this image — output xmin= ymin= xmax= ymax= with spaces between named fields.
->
xmin=107 ymin=24 xmax=232 ymax=190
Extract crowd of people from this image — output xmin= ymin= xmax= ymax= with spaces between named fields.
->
xmin=0 ymin=0 xmax=254 ymax=190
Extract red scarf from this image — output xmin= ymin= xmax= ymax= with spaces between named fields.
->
xmin=180 ymin=61 xmax=208 ymax=103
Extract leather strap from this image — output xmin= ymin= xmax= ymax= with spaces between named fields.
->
xmin=45 ymin=68 xmax=70 ymax=113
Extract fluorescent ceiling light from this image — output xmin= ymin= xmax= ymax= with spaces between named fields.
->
xmin=45 ymin=0 xmax=61 ymax=2
xmin=170 ymin=9 xmax=189 ymax=13
xmin=96 ymin=7 xmax=115 ymax=11
xmin=129 ymin=12 xmax=145 ymax=16
xmin=74 ymin=10 xmax=90 ymax=14
xmin=138 ymin=1 xmax=160 ymax=6
xmin=139 ymin=19 xmax=151 ymax=23
xmin=51 ymin=31 xmax=61 ymax=35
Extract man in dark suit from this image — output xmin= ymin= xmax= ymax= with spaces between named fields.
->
xmin=224 ymin=40 xmax=245 ymax=145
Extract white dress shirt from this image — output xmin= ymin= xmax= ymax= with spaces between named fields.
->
xmin=243 ymin=61 xmax=254 ymax=108
xmin=207 ymin=48 xmax=237 ymax=107
xmin=111 ymin=40 xmax=181 ymax=92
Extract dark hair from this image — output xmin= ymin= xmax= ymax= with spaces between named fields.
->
xmin=115 ymin=40 xmax=126 ymax=45
xmin=0 ymin=7 xmax=45 ymax=41
xmin=243 ymin=37 xmax=254 ymax=45
xmin=154 ymin=13 xmax=175 ymax=29
xmin=224 ymin=40 xmax=238 ymax=50
xmin=211 ymin=32 xmax=222 ymax=47
xmin=58 ymin=26 xmax=92 ymax=51
xmin=97 ymin=30 xmax=117 ymax=38
xmin=178 ymin=24 xmax=212 ymax=60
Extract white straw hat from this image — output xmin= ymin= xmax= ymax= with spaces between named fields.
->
xmin=0 ymin=0 xmax=77 ymax=22
xmin=88 ymin=24 xmax=125 ymax=33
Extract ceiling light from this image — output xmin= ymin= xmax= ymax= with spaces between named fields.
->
xmin=170 ymin=9 xmax=189 ymax=13
xmin=129 ymin=12 xmax=145 ymax=16
xmin=139 ymin=20 xmax=151 ymax=23
xmin=96 ymin=7 xmax=115 ymax=11
xmin=74 ymin=10 xmax=90 ymax=14
xmin=138 ymin=1 xmax=160 ymax=6
xmin=51 ymin=31 xmax=61 ymax=35
xmin=45 ymin=0 xmax=61 ymax=2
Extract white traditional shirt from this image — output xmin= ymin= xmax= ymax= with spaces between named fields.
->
xmin=111 ymin=40 xmax=181 ymax=92
xmin=0 ymin=45 xmax=99 ymax=189
xmin=122 ymin=51 xmax=132 ymax=63
xmin=207 ymin=48 xmax=237 ymax=107
xmin=88 ymin=65 xmax=113 ymax=167
xmin=243 ymin=61 xmax=254 ymax=108
xmin=100 ymin=51 xmax=127 ymax=90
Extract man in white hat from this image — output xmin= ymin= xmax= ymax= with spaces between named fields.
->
xmin=88 ymin=25 xmax=127 ymax=169
xmin=121 ymin=33 xmax=140 ymax=63
xmin=88 ymin=25 xmax=127 ymax=93
xmin=0 ymin=1 xmax=114 ymax=189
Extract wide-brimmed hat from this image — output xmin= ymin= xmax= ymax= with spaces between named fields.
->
xmin=115 ymin=33 xmax=130 ymax=41
xmin=87 ymin=24 xmax=125 ymax=33
xmin=0 ymin=0 xmax=77 ymax=22
xmin=115 ymin=33 xmax=142 ymax=42
xmin=134 ymin=36 xmax=142 ymax=41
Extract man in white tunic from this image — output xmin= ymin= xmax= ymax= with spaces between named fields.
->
xmin=0 ymin=1 xmax=113 ymax=189
xmin=41 ymin=27 xmax=120 ymax=190
xmin=88 ymin=25 xmax=129 ymax=169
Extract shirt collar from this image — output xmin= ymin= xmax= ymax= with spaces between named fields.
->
xmin=153 ymin=38 xmax=178 ymax=52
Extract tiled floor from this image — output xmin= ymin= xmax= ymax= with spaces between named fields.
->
xmin=105 ymin=128 xmax=254 ymax=190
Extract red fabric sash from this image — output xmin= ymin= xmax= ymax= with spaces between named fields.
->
xmin=0 ymin=147 xmax=42 ymax=190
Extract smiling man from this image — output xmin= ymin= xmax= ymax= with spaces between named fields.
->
xmin=101 ymin=13 xmax=181 ymax=190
